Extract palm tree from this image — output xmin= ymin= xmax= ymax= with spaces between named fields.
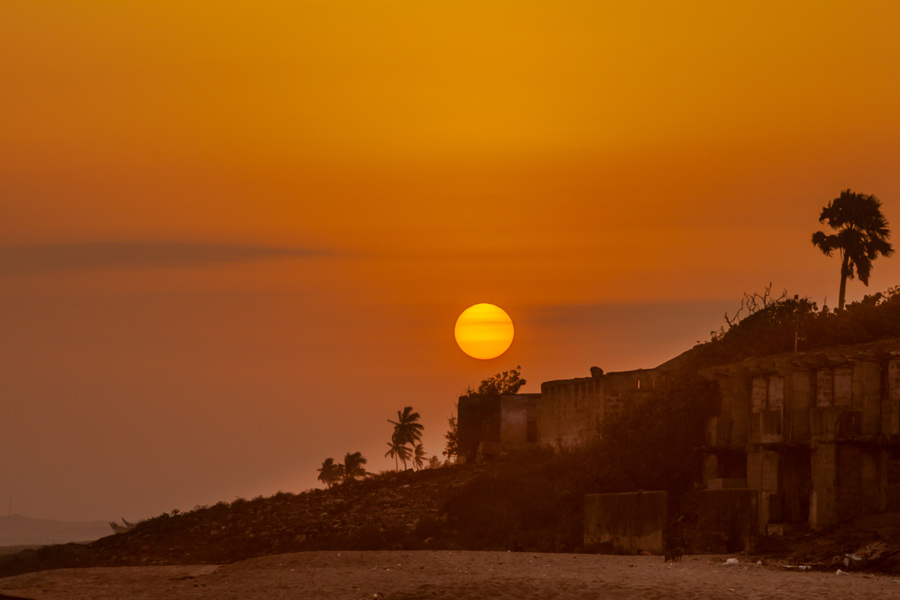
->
xmin=342 ymin=451 xmax=368 ymax=483
xmin=316 ymin=457 xmax=343 ymax=489
xmin=388 ymin=406 xmax=424 ymax=447
xmin=428 ymin=455 xmax=442 ymax=469
xmin=812 ymin=190 xmax=893 ymax=309
xmin=412 ymin=443 xmax=427 ymax=471
xmin=385 ymin=433 xmax=412 ymax=470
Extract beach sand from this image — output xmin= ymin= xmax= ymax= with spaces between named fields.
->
xmin=1 ymin=551 xmax=898 ymax=600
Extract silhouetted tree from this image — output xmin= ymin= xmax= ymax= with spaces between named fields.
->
xmin=385 ymin=406 xmax=423 ymax=471
xmin=316 ymin=457 xmax=343 ymax=489
xmin=443 ymin=415 xmax=459 ymax=460
xmin=428 ymin=455 xmax=442 ymax=469
xmin=412 ymin=443 xmax=427 ymax=471
xmin=464 ymin=365 xmax=526 ymax=396
xmin=342 ymin=451 xmax=368 ymax=483
xmin=388 ymin=406 xmax=424 ymax=448
xmin=385 ymin=433 xmax=412 ymax=470
xmin=812 ymin=189 xmax=893 ymax=309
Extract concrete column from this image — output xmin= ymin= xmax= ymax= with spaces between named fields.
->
xmin=810 ymin=443 xmax=836 ymax=529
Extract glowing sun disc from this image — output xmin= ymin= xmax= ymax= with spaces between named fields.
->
xmin=454 ymin=303 xmax=514 ymax=360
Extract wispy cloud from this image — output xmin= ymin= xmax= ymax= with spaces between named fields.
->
xmin=0 ymin=241 xmax=331 ymax=274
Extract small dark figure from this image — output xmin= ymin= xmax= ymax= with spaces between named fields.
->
xmin=664 ymin=547 xmax=683 ymax=563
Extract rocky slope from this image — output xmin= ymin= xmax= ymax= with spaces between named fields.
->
xmin=5 ymin=459 xmax=900 ymax=579
xmin=0 ymin=465 xmax=485 ymax=578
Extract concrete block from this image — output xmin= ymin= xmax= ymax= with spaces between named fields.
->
xmin=584 ymin=491 xmax=667 ymax=554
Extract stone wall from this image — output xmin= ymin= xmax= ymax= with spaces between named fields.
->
xmin=584 ymin=491 xmax=667 ymax=554
xmin=679 ymin=489 xmax=759 ymax=553
xmin=540 ymin=369 xmax=656 ymax=448
xmin=497 ymin=394 xmax=541 ymax=451
xmin=457 ymin=393 xmax=540 ymax=462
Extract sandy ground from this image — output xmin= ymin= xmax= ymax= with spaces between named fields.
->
xmin=1 ymin=551 xmax=899 ymax=600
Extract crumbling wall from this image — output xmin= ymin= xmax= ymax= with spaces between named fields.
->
xmin=705 ymin=340 xmax=900 ymax=533
xmin=746 ymin=449 xmax=779 ymax=531
xmin=584 ymin=491 xmax=667 ymax=554
xmin=497 ymin=394 xmax=541 ymax=451
xmin=539 ymin=377 xmax=604 ymax=447
xmin=785 ymin=371 xmax=812 ymax=443
xmin=810 ymin=442 xmax=837 ymax=528
xmin=458 ymin=394 xmax=541 ymax=461
xmin=713 ymin=377 xmax=750 ymax=447
xmin=540 ymin=369 xmax=657 ymax=448
xmin=854 ymin=361 xmax=882 ymax=436
xmin=457 ymin=395 xmax=501 ymax=463
xmin=680 ymin=489 xmax=759 ymax=553
xmin=885 ymin=359 xmax=900 ymax=435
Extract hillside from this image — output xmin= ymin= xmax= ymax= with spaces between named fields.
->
xmin=0 ymin=452 xmax=589 ymax=578
xmin=4 ymin=456 xmax=900 ymax=578
xmin=0 ymin=464 xmax=478 ymax=577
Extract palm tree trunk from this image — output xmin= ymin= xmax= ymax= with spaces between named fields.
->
xmin=839 ymin=251 xmax=849 ymax=310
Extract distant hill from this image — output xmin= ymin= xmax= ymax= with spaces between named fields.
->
xmin=0 ymin=514 xmax=111 ymax=546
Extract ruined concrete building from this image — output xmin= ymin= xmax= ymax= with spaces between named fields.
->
xmin=457 ymin=355 xmax=686 ymax=461
xmin=702 ymin=338 xmax=900 ymax=535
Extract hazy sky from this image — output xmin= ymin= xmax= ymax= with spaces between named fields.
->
xmin=2 ymin=1 xmax=900 ymax=522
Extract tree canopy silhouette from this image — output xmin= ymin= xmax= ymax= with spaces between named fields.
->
xmin=385 ymin=407 xmax=422 ymax=471
xmin=443 ymin=415 xmax=459 ymax=460
xmin=316 ymin=457 xmax=343 ymax=488
xmin=812 ymin=189 xmax=893 ymax=309
xmin=341 ymin=451 xmax=368 ymax=483
xmin=464 ymin=365 xmax=526 ymax=397
xmin=385 ymin=434 xmax=412 ymax=470
xmin=412 ymin=443 xmax=427 ymax=471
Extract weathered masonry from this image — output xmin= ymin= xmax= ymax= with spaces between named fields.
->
xmin=702 ymin=338 xmax=900 ymax=535
xmin=457 ymin=352 xmax=694 ymax=462
xmin=539 ymin=368 xmax=659 ymax=447
xmin=456 ymin=393 xmax=541 ymax=463
xmin=458 ymin=362 xmax=682 ymax=462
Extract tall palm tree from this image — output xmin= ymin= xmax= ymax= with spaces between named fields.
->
xmin=342 ymin=451 xmax=368 ymax=483
xmin=812 ymin=190 xmax=893 ymax=309
xmin=388 ymin=406 xmax=424 ymax=447
xmin=316 ymin=457 xmax=343 ymax=489
xmin=413 ymin=443 xmax=427 ymax=471
xmin=427 ymin=455 xmax=442 ymax=469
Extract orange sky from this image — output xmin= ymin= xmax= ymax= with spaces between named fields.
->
xmin=2 ymin=1 xmax=900 ymax=521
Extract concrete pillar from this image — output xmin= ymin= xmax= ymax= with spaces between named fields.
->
xmin=861 ymin=448 xmax=887 ymax=514
xmin=810 ymin=443 xmax=837 ymax=529
xmin=854 ymin=361 xmax=882 ymax=436
xmin=747 ymin=449 xmax=779 ymax=532
xmin=886 ymin=360 xmax=900 ymax=436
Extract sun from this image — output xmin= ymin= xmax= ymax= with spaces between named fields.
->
xmin=454 ymin=303 xmax=515 ymax=360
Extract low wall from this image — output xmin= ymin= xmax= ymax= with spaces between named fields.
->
xmin=584 ymin=491 xmax=667 ymax=554
xmin=679 ymin=489 xmax=759 ymax=553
